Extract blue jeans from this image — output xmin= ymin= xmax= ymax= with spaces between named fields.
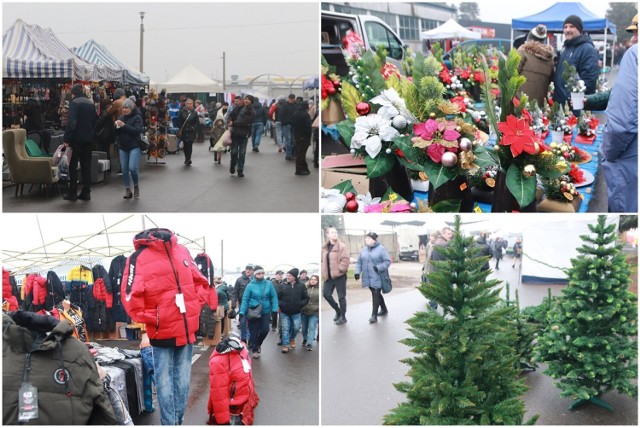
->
xmin=247 ymin=314 xmax=271 ymax=353
xmin=239 ymin=314 xmax=249 ymax=343
xmin=301 ymin=313 xmax=318 ymax=346
xmin=153 ymin=344 xmax=193 ymax=425
xmin=275 ymin=122 xmax=283 ymax=147
xmin=282 ymin=124 xmax=293 ymax=158
xmin=230 ymin=134 xmax=249 ymax=172
xmin=280 ymin=312 xmax=301 ymax=346
xmin=251 ymin=123 xmax=264 ymax=148
xmin=119 ymin=147 xmax=141 ymax=188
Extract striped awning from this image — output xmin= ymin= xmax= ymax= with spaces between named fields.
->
xmin=3 ymin=19 xmax=95 ymax=80
xmin=74 ymin=39 xmax=149 ymax=85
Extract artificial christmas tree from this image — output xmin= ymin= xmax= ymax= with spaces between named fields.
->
xmin=535 ymin=215 xmax=638 ymax=411
xmin=384 ymin=216 xmax=535 ymax=425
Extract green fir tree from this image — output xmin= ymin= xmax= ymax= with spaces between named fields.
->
xmin=384 ymin=216 xmax=535 ymax=425
xmin=535 ymin=215 xmax=638 ymax=410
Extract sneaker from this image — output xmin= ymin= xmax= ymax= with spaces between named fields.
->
xmin=230 ymin=165 xmax=236 ymax=175
xmin=187 ymin=160 xmax=192 ymax=166
xmin=302 ymin=340 xmax=307 ymax=347
xmin=290 ymin=339 xmax=296 ymax=349
xmin=281 ymin=346 xmax=289 ymax=353
xmin=305 ymin=346 xmax=313 ymax=351
xmin=252 ymin=147 xmax=259 ymax=152
xmin=237 ymin=171 xmax=244 ymax=178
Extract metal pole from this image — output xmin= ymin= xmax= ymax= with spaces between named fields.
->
xmin=139 ymin=12 xmax=145 ymax=73
xmin=222 ymin=52 xmax=226 ymax=92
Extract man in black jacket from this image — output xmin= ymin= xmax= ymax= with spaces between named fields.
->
xmin=277 ymin=268 xmax=309 ymax=353
xmin=228 ymin=95 xmax=256 ymax=177
xmin=177 ymin=98 xmax=199 ymax=166
xmin=63 ymin=83 xmax=97 ymax=201
xmin=291 ymin=101 xmax=313 ymax=175
xmin=280 ymin=94 xmax=297 ymax=160
xmin=232 ymin=265 xmax=254 ymax=343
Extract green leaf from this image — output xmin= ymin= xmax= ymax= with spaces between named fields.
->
xmin=423 ymin=161 xmax=455 ymax=189
xmin=474 ymin=146 xmax=499 ymax=168
xmin=506 ymin=163 xmax=537 ymax=207
xmin=365 ymin=153 xmax=395 ymax=178
xmin=321 ymin=97 xmax=330 ymax=111
xmin=381 ymin=186 xmax=404 ymax=202
xmin=431 ymin=199 xmax=462 ymax=213
xmin=336 ymin=120 xmax=355 ymax=148
xmin=331 ymin=179 xmax=357 ymax=195
xmin=393 ymin=135 xmax=422 ymax=165
xmin=361 ymin=50 xmax=387 ymax=95
xmin=340 ymin=81 xmax=362 ymax=122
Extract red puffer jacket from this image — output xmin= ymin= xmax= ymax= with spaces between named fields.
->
xmin=2 ymin=268 xmax=18 ymax=311
xmin=93 ymin=278 xmax=113 ymax=308
xmin=28 ymin=274 xmax=48 ymax=307
xmin=208 ymin=347 xmax=259 ymax=425
xmin=121 ymin=228 xmax=212 ymax=347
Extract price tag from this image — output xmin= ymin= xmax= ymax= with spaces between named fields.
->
xmin=459 ymin=182 xmax=468 ymax=191
xmin=18 ymin=383 xmax=38 ymax=422
xmin=175 ymin=293 xmax=186 ymax=313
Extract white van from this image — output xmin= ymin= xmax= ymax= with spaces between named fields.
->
xmin=321 ymin=11 xmax=407 ymax=76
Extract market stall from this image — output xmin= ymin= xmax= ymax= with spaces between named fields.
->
xmin=73 ymin=39 xmax=150 ymax=86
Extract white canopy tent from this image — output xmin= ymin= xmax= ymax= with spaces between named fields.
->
xmin=159 ymin=64 xmax=223 ymax=94
xmin=420 ymin=19 xmax=481 ymax=41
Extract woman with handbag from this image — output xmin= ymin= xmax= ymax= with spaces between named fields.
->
xmin=115 ymin=98 xmax=143 ymax=199
xmin=354 ymin=232 xmax=392 ymax=324
xmin=239 ymin=266 xmax=279 ymax=359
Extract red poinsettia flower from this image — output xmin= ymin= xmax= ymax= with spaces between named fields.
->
xmin=472 ymin=71 xmax=485 ymax=84
xmin=567 ymin=115 xmax=578 ymax=127
xmin=451 ymin=96 xmax=467 ymax=112
xmin=521 ymin=108 xmax=532 ymax=124
xmin=439 ymin=67 xmax=452 ymax=85
xmin=589 ymin=117 xmax=600 ymax=129
xmin=497 ymin=115 xmax=537 ymax=157
xmin=459 ymin=68 xmax=471 ymax=80
xmin=321 ymin=75 xmax=337 ymax=99
xmin=569 ymin=164 xmax=585 ymax=184
xmin=381 ymin=63 xmax=401 ymax=80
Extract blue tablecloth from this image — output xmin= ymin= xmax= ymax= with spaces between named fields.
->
xmin=413 ymin=126 xmax=603 ymax=213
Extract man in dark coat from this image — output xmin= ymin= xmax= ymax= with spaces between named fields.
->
xmin=279 ymin=94 xmax=298 ymax=160
xmin=553 ymin=15 xmax=600 ymax=106
xmin=177 ymin=98 xmax=200 ymax=166
xmin=276 ymin=268 xmax=309 ymax=353
xmin=232 ymin=265 xmax=254 ymax=342
xmin=475 ymin=233 xmax=493 ymax=272
xmin=291 ymin=101 xmax=313 ymax=175
xmin=228 ymin=95 xmax=256 ymax=177
xmin=63 ymin=83 xmax=97 ymax=201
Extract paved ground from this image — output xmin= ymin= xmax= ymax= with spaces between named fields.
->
xmin=3 ymin=134 xmax=319 ymax=213
xmin=99 ymin=322 xmax=319 ymax=425
xmin=322 ymin=258 xmax=638 ymax=425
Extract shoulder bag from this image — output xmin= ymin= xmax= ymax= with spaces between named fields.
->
xmin=247 ymin=284 xmax=264 ymax=320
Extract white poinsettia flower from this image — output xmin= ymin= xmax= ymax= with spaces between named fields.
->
xmin=370 ymin=87 xmax=416 ymax=123
xmin=356 ymin=192 xmax=381 ymax=212
xmin=352 ymin=114 xmax=400 ymax=158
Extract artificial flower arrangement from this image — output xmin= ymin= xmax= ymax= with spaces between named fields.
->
xmin=439 ymin=43 xmax=499 ymax=102
xmin=321 ymin=57 xmax=345 ymax=125
xmin=328 ymin=30 xmax=493 ymax=212
xmin=480 ymin=49 xmax=571 ymax=211
xmin=577 ymin=111 xmax=599 ymax=137
xmin=549 ymin=141 xmax=590 ymax=164
xmin=567 ymin=163 xmax=587 ymax=185
xmin=549 ymin=101 xmax=573 ymax=142
xmin=320 ymin=180 xmax=431 ymax=213
xmin=538 ymin=174 xmax=584 ymax=212
xmin=529 ymin=101 xmax=549 ymax=139
xmin=562 ymin=61 xmax=587 ymax=110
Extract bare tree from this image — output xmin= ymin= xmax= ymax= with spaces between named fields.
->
xmin=458 ymin=2 xmax=480 ymax=21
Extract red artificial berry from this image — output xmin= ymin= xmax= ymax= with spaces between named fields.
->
xmin=356 ymin=102 xmax=371 ymax=116
xmin=345 ymin=192 xmax=356 ymax=201
xmin=345 ymin=199 xmax=359 ymax=212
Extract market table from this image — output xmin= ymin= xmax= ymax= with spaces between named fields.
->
xmin=413 ymin=126 xmax=604 ymax=213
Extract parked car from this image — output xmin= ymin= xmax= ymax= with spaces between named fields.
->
xmin=442 ymin=38 xmax=512 ymax=69
xmin=322 ymin=11 xmax=408 ymax=76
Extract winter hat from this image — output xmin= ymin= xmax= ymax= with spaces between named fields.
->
xmin=564 ymin=15 xmax=583 ymax=33
xmin=113 ymin=88 xmax=126 ymax=99
xmin=245 ymin=264 xmax=254 ymax=271
xmin=122 ymin=99 xmax=136 ymax=110
xmin=288 ymin=268 xmax=299 ymax=278
xmin=627 ymin=14 xmax=638 ymax=33
xmin=366 ymin=232 xmax=378 ymax=241
xmin=128 ymin=95 xmax=137 ymax=103
xmin=275 ymin=270 xmax=284 ymax=275
xmin=70 ymin=83 xmax=84 ymax=97
xmin=528 ymin=24 xmax=548 ymax=42
xmin=253 ymin=265 xmax=265 ymax=275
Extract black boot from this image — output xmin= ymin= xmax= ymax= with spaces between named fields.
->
xmin=377 ymin=308 xmax=388 ymax=316
xmin=335 ymin=315 xmax=347 ymax=325
xmin=77 ymin=188 xmax=91 ymax=201
xmin=333 ymin=311 xmax=341 ymax=322
xmin=63 ymin=191 xmax=77 ymax=201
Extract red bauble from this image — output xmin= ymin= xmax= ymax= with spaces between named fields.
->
xmin=356 ymin=102 xmax=371 ymax=116
xmin=345 ymin=192 xmax=356 ymax=201
xmin=345 ymin=199 xmax=359 ymax=212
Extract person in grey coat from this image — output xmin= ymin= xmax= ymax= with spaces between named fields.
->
xmin=354 ymin=232 xmax=391 ymax=324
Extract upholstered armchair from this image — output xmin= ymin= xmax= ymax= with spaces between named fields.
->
xmin=3 ymin=128 xmax=59 ymax=196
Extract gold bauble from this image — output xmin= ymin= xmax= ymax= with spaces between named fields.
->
xmin=429 ymin=112 xmax=436 ymax=119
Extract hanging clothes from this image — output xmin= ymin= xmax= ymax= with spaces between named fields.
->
xmin=2 ymin=268 xmax=19 ymax=311
xmin=108 ymin=255 xmax=130 ymax=326
xmin=46 ymin=271 xmax=66 ymax=309
xmin=67 ymin=265 xmax=94 ymax=316
xmin=195 ymin=253 xmax=215 ymax=285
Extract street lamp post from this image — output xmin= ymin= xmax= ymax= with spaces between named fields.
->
xmin=139 ymin=11 xmax=145 ymax=73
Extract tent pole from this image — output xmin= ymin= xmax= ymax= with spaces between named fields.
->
xmin=602 ymin=28 xmax=608 ymax=74
xmin=510 ymin=28 xmax=514 ymax=50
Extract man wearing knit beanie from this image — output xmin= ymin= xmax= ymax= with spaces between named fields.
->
xmin=62 ymin=83 xmax=97 ymax=201
xmin=553 ymin=13 xmax=599 ymax=107
xmin=277 ymin=268 xmax=309 ymax=353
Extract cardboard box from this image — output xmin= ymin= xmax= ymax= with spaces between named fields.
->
xmin=322 ymin=154 xmax=369 ymax=195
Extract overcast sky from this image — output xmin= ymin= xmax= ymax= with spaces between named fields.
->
xmin=451 ymin=1 xmax=610 ymax=25
xmin=3 ymin=1 xmax=319 ymax=84
xmin=2 ymin=213 xmax=320 ymax=278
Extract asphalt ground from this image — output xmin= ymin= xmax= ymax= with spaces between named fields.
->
xmin=321 ymin=258 xmax=638 ymax=425
xmin=3 ymin=133 xmax=319 ymax=213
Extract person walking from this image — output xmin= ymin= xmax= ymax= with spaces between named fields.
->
xmin=291 ymin=100 xmax=313 ymax=175
xmin=62 ymin=83 xmax=96 ymax=201
xmin=512 ymin=237 xmax=523 ymax=269
xmin=553 ymin=15 xmax=599 ymax=107
xmin=121 ymin=228 xmax=212 ymax=426
xmin=210 ymin=118 xmax=226 ymax=164
xmin=493 ymin=237 xmax=504 ymax=270
xmin=276 ymin=268 xmax=309 ymax=353
xmin=475 ymin=232 xmax=493 ymax=272
xmin=270 ymin=270 xmax=284 ymax=332
xmin=239 ymin=266 xmax=278 ymax=359
xmin=280 ymin=94 xmax=297 ymax=160
xmin=273 ymin=98 xmax=286 ymax=152
xmin=177 ymin=98 xmax=199 ymax=166
xmin=194 ymin=99 xmax=206 ymax=143
xmin=115 ymin=99 xmax=143 ymax=199
xmin=301 ymin=274 xmax=320 ymax=351
xmin=232 ymin=265 xmax=254 ymax=344
xmin=228 ymin=95 xmax=256 ymax=177
xmin=251 ymin=97 xmax=267 ymax=152
xmin=600 ymin=14 xmax=638 ymax=212
xmin=321 ymin=226 xmax=350 ymax=325
xmin=517 ymin=24 xmax=554 ymax=106
xmin=354 ymin=232 xmax=391 ymax=324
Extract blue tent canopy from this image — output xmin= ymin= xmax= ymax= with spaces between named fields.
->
xmin=3 ymin=19 xmax=95 ymax=80
xmin=512 ymin=2 xmax=616 ymax=34
xmin=303 ymin=76 xmax=319 ymax=90
xmin=74 ymin=39 xmax=149 ymax=85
